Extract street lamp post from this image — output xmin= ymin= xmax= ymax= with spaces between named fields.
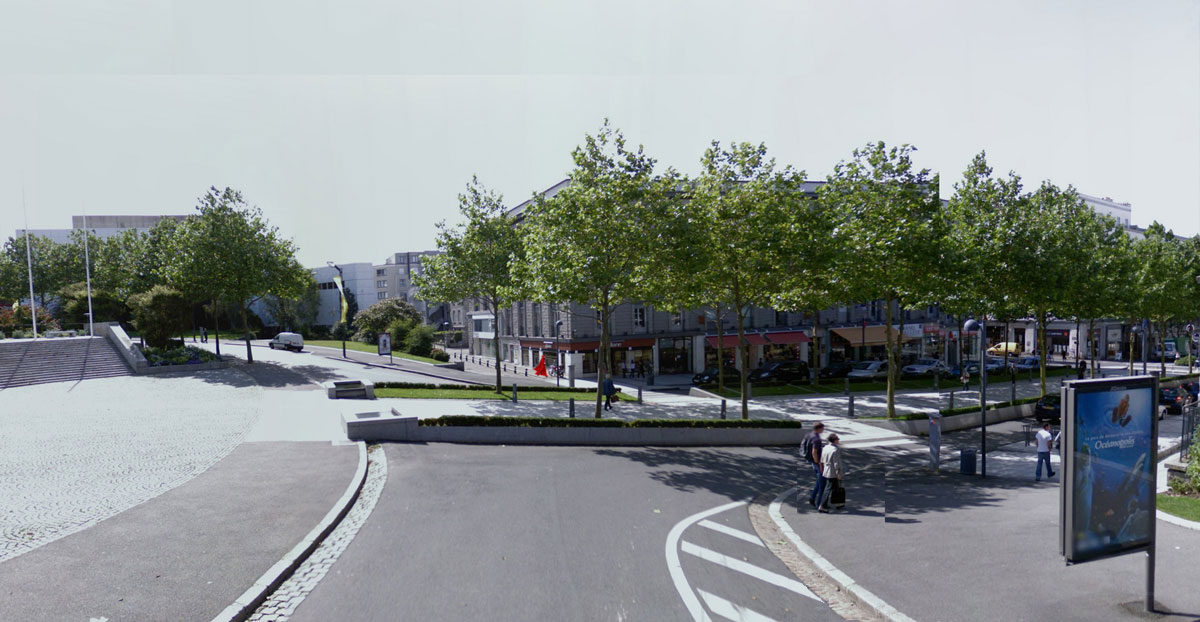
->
xmin=327 ymin=261 xmax=347 ymax=358
xmin=441 ymin=321 xmax=450 ymax=354
xmin=964 ymin=318 xmax=987 ymax=478
xmin=555 ymin=319 xmax=564 ymax=387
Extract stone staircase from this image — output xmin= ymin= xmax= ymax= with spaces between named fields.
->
xmin=0 ymin=337 xmax=133 ymax=389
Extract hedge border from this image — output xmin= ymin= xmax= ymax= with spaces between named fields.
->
xmin=375 ymin=382 xmax=598 ymax=393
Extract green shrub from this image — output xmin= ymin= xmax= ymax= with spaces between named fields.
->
xmin=387 ymin=318 xmax=415 ymax=348
xmin=419 ymin=416 xmax=807 ymax=428
xmin=404 ymin=324 xmax=436 ymax=357
xmin=352 ymin=298 xmax=421 ymax=344
xmin=1176 ymin=355 xmax=1195 ymax=368
xmin=375 ymin=381 xmax=598 ymax=393
xmin=432 ymin=349 xmax=451 ymax=362
xmin=1169 ymin=427 xmax=1200 ymax=496
xmin=128 ymin=286 xmax=189 ymax=348
xmin=141 ymin=345 xmax=221 ymax=366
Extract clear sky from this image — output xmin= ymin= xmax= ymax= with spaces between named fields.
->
xmin=2 ymin=0 xmax=1197 ymax=268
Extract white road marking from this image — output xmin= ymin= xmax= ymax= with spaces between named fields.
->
xmin=698 ymin=520 xmax=765 ymax=547
xmin=697 ymin=589 xmax=778 ymax=622
xmin=681 ymin=541 xmax=820 ymax=602
xmin=768 ymin=486 xmax=917 ymax=622
xmin=667 ymin=501 xmax=746 ymax=622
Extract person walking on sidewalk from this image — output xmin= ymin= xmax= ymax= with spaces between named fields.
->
xmin=960 ymin=367 xmax=970 ymax=392
xmin=602 ymin=377 xmax=617 ymax=411
xmin=801 ymin=422 xmax=825 ymax=507
xmin=817 ymin=434 xmax=844 ymax=513
xmin=1035 ymin=422 xmax=1056 ymax=481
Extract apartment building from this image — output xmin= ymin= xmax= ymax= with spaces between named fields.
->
xmin=16 ymin=214 xmax=188 ymax=244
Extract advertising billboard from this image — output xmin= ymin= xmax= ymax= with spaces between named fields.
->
xmin=378 ymin=333 xmax=392 ymax=356
xmin=1061 ymin=376 xmax=1157 ymax=564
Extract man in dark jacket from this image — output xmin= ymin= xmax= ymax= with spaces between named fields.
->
xmin=802 ymin=422 xmax=825 ymax=507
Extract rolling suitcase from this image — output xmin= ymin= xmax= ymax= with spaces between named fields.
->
xmin=830 ymin=481 xmax=845 ymax=508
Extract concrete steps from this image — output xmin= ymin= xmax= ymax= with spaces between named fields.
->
xmin=0 ymin=337 xmax=133 ymax=389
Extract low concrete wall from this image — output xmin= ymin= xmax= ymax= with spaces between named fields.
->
xmin=860 ymin=402 xmax=1037 ymax=436
xmin=97 ymin=322 xmax=149 ymax=370
xmin=342 ymin=409 xmax=806 ymax=446
xmin=138 ymin=360 xmax=229 ymax=375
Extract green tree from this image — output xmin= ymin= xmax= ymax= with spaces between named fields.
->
xmin=351 ymin=297 xmax=422 ymax=344
xmin=127 ymin=285 xmax=190 ymax=348
xmin=262 ymin=271 xmax=320 ymax=334
xmin=1056 ymin=212 xmax=1135 ymax=378
xmin=164 ymin=187 xmax=308 ymax=363
xmin=518 ymin=122 xmax=681 ymax=417
xmin=58 ymin=282 xmax=130 ymax=326
xmin=820 ymin=142 xmax=945 ymax=418
xmin=404 ymin=323 xmax=436 ymax=357
xmin=684 ymin=141 xmax=835 ymax=418
xmin=415 ymin=177 xmax=526 ymax=392
xmin=0 ymin=235 xmax=76 ymax=310
xmin=1131 ymin=222 xmax=1191 ymax=376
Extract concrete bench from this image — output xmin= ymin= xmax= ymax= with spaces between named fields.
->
xmin=323 ymin=379 xmax=376 ymax=399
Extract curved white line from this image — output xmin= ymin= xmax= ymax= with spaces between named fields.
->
xmin=768 ymin=487 xmax=917 ymax=622
xmin=666 ymin=500 xmax=746 ymax=622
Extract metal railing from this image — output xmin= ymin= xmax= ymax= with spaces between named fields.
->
xmin=1182 ymin=405 xmax=1197 ymax=462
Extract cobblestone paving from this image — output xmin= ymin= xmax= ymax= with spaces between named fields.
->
xmin=248 ymin=444 xmax=387 ymax=622
xmin=0 ymin=369 xmax=263 ymax=562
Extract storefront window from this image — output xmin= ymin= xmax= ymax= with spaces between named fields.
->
xmin=658 ymin=337 xmax=692 ymax=374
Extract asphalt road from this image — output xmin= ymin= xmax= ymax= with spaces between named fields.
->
xmin=287 ymin=443 xmax=843 ymax=622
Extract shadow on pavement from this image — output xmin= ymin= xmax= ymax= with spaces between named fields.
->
xmin=591 ymin=445 xmax=803 ymax=502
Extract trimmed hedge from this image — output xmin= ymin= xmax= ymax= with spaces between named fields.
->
xmin=418 ymin=416 xmax=806 ymax=428
xmin=375 ymin=382 xmax=600 ymax=393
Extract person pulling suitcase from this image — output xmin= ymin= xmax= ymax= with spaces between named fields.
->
xmin=817 ymin=434 xmax=844 ymax=513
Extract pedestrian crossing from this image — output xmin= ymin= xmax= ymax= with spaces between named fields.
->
xmin=668 ymin=504 xmax=840 ymax=622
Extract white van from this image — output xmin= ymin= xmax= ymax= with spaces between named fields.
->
xmin=269 ymin=332 xmax=304 ymax=352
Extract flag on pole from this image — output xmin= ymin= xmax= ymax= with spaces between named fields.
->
xmin=534 ymin=354 xmax=548 ymax=377
xmin=332 ymin=274 xmax=349 ymax=324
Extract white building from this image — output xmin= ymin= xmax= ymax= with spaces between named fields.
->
xmin=16 ymin=214 xmax=188 ymax=244
xmin=311 ymin=263 xmax=376 ymax=327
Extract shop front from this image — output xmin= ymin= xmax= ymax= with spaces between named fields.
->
xmin=702 ymin=333 xmax=768 ymax=370
xmin=659 ymin=336 xmax=694 ymax=374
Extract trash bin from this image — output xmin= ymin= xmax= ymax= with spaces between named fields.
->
xmin=960 ymin=448 xmax=977 ymax=475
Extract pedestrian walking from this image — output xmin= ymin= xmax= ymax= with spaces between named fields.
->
xmin=1035 ymin=423 xmax=1056 ymax=481
xmin=801 ymin=422 xmax=825 ymax=508
xmin=602 ymin=377 xmax=617 ymax=411
xmin=928 ymin=412 xmax=942 ymax=472
xmin=1077 ymin=359 xmax=1086 ymax=380
xmin=200 ymin=326 xmax=208 ymax=343
xmin=817 ymin=434 xmax=844 ymax=513
xmin=960 ymin=367 xmax=970 ymax=391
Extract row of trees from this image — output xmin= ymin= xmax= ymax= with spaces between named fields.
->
xmin=420 ymin=122 xmax=1200 ymax=419
xmin=0 ymin=188 xmax=315 ymax=361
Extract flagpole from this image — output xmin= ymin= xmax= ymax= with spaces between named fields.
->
xmin=22 ymin=189 xmax=38 ymax=339
xmin=82 ymin=210 xmax=94 ymax=337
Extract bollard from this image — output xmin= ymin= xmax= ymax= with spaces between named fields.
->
xmin=637 ymin=387 xmax=643 ymax=404
xmin=844 ymin=377 xmax=850 ymax=394
xmin=721 ymin=400 xmax=727 ymax=419
xmin=512 ymin=383 xmax=518 ymax=403
xmin=747 ymin=381 xmax=753 ymax=400
xmin=934 ymin=374 xmax=939 ymax=391
xmin=949 ymin=390 xmax=955 ymax=412
xmin=569 ymin=397 xmax=575 ymax=418
xmin=848 ymin=393 xmax=855 ymax=418
xmin=524 ymin=369 xmax=528 ymax=376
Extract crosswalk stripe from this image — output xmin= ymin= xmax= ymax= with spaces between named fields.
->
xmin=681 ymin=541 xmax=821 ymax=602
xmin=697 ymin=589 xmax=778 ymax=622
xmin=697 ymin=520 xmax=765 ymax=547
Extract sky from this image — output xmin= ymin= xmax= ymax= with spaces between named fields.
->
xmin=1 ymin=0 xmax=1197 ymax=268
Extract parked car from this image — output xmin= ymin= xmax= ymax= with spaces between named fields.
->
xmin=1034 ymin=394 xmax=1061 ymax=423
xmin=268 ymin=332 xmax=304 ymax=352
xmin=692 ymin=365 xmax=739 ymax=385
xmin=901 ymin=358 xmax=950 ymax=377
xmin=1180 ymin=381 xmax=1199 ymax=401
xmin=819 ymin=361 xmax=854 ymax=379
xmin=986 ymin=342 xmax=1021 ymax=356
xmin=951 ymin=359 xmax=1005 ymax=377
xmin=1009 ymin=356 xmax=1041 ymax=372
xmin=1160 ymin=387 xmax=1184 ymax=416
xmin=848 ymin=360 xmax=888 ymax=379
xmin=749 ymin=360 xmax=810 ymax=384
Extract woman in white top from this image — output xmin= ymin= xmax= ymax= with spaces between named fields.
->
xmin=818 ymin=434 xmax=844 ymax=512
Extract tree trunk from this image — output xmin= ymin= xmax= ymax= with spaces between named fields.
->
xmin=213 ymin=300 xmax=221 ymax=357
xmin=1087 ymin=318 xmax=1096 ymax=378
xmin=811 ymin=308 xmax=820 ymax=385
xmin=1158 ymin=322 xmax=1166 ymax=377
xmin=493 ymin=302 xmax=502 ymax=393
xmin=1128 ymin=321 xmax=1136 ymax=375
xmin=1005 ymin=319 xmax=1015 ymax=403
xmin=596 ymin=301 xmax=609 ymax=419
xmin=715 ymin=305 xmax=727 ymax=393
xmin=884 ymin=293 xmax=896 ymax=419
xmin=1075 ymin=319 xmax=1081 ymax=367
xmin=241 ymin=304 xmax=253 ymax=362
xmin=736 ymin=306 xmax=749 ymax=420
xmin=1037 ymin=310 xmax=1047 ymax=395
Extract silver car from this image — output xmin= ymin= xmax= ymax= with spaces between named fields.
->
xmin=902 ymin=358 xmax=949 ymax=376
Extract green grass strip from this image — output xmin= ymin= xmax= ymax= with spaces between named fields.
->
xmin=1157 ymin=494 xmax=1200 ymax=522
xmin=305 ymin=340 xmax=440 ymax=363
xmin=419 ymin=416 xmax=806 ymax=428
xmin=375 ymin=387 xmax=636 ymax=401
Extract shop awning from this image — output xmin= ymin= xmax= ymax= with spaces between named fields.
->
xmin=705 ymin=333 xmax=769 ymax=348
xmin=765 ymin=331 xmax=811 ymax=344
xmin=524 ymin=338 xmax=656 ymax=352
xmin=830 ymin=325 xmax=917 ymax=347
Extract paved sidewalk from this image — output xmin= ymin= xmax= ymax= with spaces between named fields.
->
xmin=779 ymin=445 xmax=1200 ymax=622
xmin=0 ymin=441 xmax=359 ymax=622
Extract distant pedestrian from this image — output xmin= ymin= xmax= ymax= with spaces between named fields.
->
xmin=801 ymin=422 xmax=826 ymax=508
xmin=602 ymin=377 xmax=617 ymax=411
xmin=200 ymin=326 xmax=208 ymax=343
xmin=928 ymin=412 xmax=942 ymax=472
xmin=1035 ymin=423 xmax=1056 ymax=481
xmin=817 ymin=434 xmax=843 ymax=513
xmin=1077 ymin=359 xmax=1086 ymax=380
xmin=960 ymin=367 xmax=970 ymax=391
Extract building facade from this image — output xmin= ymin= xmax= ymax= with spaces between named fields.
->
xmin=16 ymin=214 xmax=188 ymax=244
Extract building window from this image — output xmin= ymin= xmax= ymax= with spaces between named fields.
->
xmin=376 ymin=269 xmax=386 ymax=276
xmin=532 ymin=304 xmax=542 ymax=337
xmin=376 ymin=280 xmax=388 ymax=288
xmin=672 ymin=312 xmax=683 ymax=328
xmin=633 ymin=307 xmax=646 ymax=329
xmin=397 ymin=279 xmax=406 ymax=287
xmin=377 ymin=292 xmax=388 ymax=300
